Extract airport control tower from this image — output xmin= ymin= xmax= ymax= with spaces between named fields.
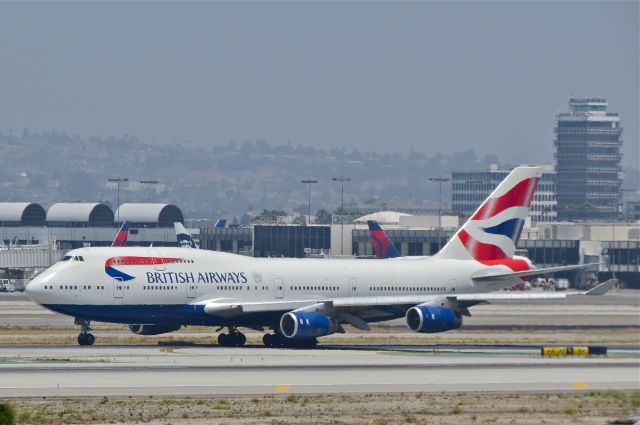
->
xmin=554 ymin=98 xmax=623 ymax=221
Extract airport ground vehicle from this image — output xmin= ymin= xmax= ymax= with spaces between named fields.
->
xmin=0 ymin=279 xmax=15 ymax=292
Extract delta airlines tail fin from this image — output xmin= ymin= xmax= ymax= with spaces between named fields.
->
xmin=214 ymin=219 xmax=227 ymax=228
xmin=367 ymin=220 xmax=402 ymax=259
xmin=111 ymin=221 xmax=129 ymax=247
xmin=174 ymin=222 xmax=199 ymax=249
xmin=436 ymin=166 xmax=541 ymax=262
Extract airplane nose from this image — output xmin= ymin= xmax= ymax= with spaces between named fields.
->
xmin=25 ymin=272 xmax=45 ymax=304
xmin=24 ymin=276 xmax=38 ymax=299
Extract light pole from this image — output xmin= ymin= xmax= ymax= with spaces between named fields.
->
xmin=332 ymin=176 xmax=351 ymax=255
xmin=140 ymin=180 xmax=159 ymax=202
xmin=429 ymin=177 xmax=450 ymax=252
xmin=301 ymin=179 xmax=318 ymax=225
xmin=108 ymin=177 xmax=129 ymax=222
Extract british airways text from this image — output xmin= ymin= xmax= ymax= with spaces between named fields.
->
xmin=146 ymin=272 xmax=248 ymax=284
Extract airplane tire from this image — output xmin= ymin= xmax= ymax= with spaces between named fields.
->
xmin=262 ymin=333 xmax=273 ymax=347
xmin=301 ymin=338 xmax=317 ymax=349
xmin=290 ymin=338 xmax=318 ymax=349
xmin=274 ymin=334 xmax=288 ymax=348
xmin=264 ymin=333 xmax=285 ymax=348
xmin=218 ymin=333 xmax=229 ymax=346
xmin=78 ymin=333 xmax=95 ymax=346
xmin=234 ymin=332 xmax=247 ymax=346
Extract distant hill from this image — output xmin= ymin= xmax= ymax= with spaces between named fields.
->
xmin=2 ymin=129 xmax=636 ymax=220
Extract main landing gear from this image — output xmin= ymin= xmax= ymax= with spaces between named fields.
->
xmin=217 ymin=327 xmax=247 ymax=347
xmin=262 ymin=333 xmax=318 ymax=349
xmin=75 ymin=318 xmax=95 ymax=346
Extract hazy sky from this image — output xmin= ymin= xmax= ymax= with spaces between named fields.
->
xmin=0 ymin=1 xmax=637 ymax=167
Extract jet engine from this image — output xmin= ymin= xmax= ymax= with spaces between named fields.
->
xmin=279 ymin=311 xmax=338 ymax=339
xmin=405 ymin=306 xmax=462 ymax=333
xmin=128 ymin=324 xmax=181 ymax=335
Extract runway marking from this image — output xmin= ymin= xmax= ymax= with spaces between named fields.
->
xmin=572 ymin=381 xmax=588 ymax=390
xmin=274 ymin=384 xmax=290 ymax=393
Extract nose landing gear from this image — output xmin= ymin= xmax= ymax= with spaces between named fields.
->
xmin=75 ymin=318 xmax=95 ymax=346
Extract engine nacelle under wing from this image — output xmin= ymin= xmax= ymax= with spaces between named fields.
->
xmin=279 ymin=311 xmax=338 ymax=339
xmin=405 ymin=306 xmax=462 ymax=333
xmin=128 ymin=324 xmax=181 ymax=335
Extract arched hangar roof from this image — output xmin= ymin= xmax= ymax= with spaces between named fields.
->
xmin=47 ymin=203 xmax=114 ymax=225
xmin=0 ymin=202 xmax=46 ymax=225
xmin=115 ymin=203 xmax=183 ymax=228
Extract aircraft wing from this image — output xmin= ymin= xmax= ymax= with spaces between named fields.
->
xmin=471 ymin=263 xmax=600 ymax=282
xmin=201 ymin=298 xmax=320 ymax=317
xmin=198 ymin=279 xmax=615 ymax=321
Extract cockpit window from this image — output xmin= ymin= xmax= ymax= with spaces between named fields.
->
xmin=59 ymin=255 xmax=84 ymax=262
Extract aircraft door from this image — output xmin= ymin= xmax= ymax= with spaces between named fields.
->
xmin=113 ymin=277 xmax=124 ymax=304
xmin=186 ymin=282 xmax=197 ymax=302
xmin=274 ymin=278 xmax=284 ymax=299
xmin=449 ymin=279 xmax=456 ymax=292
xmin=348 ymin=277 xmax=357 ymax=297
xmin=149 ymin=249 xmax=165 ymax=271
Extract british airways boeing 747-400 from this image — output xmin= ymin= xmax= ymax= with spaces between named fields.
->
xmin=25 ymin=167 xmax=610 ymax=348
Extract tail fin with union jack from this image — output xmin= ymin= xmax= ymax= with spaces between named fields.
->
xmin=436 ymin=166 xmax=541 ymax=263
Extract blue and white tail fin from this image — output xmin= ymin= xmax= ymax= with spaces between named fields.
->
xmin=367 ymin=220 xmax=402 ymax=259
xmin=214 ymin=218 xmax=226 ymax=228
xmin=436 ymin=166 xmax=541 ymax=263
xmin=174 ymin=222 xmax=199 ymax=249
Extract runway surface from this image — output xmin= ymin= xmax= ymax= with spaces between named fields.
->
xmin=0 ymin=344 xmax=638 ymax=397
xmin=0 ymin=290 xmax=638 ymax=398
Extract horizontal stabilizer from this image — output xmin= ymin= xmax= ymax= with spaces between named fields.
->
xmin=471 ymin=263 xmax=600 ymax=282
xmin=584 ymin=278 xmax=617 ymax=296
xmin=453 ymin=292 xmax=568 ymax=302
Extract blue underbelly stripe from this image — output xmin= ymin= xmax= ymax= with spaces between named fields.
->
xmin=42 ymin=303 xmax=406 ymax=327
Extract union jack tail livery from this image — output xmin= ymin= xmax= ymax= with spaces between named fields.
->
xmin=436 ymin=166 xmax=541 ymax=263
xmin=367 ymin=220 xmax=402 ymax=259
xmin=111 ymin=221 xmax=129 ymax=247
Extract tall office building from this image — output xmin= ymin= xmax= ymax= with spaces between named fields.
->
xmin=555 ymin=98 xmax=623 ymax=221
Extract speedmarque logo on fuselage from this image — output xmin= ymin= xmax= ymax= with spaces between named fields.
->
xmin=104 ymin=256 xmax=183 ymax=282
